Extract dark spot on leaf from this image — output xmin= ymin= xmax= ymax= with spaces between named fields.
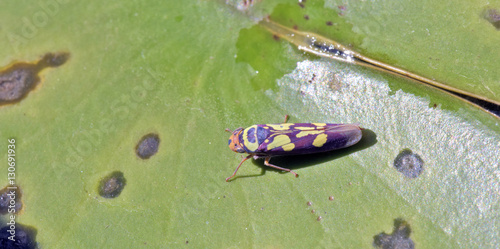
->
xmin=293 ymin=25 xmax=298 ymax=30
xmin=0 ymin=52 xmax=69 ymax=106
xmin=136 ymin=133 xmax=160 ymax=159
xmin=311 ymin=209 xmax=315 ymax=214
xmin=298 ymin=2 xmax=305 ymax=8
xmin=484 ymin=8 xmax=500 ymax=30
xmin=273 ymin=34 xmax=280 ymax=41
xmin=0 ymin=185 xmax=22 ymax=215
xmin=0 ymin=223 xmax=37 ymax=249
xmin=304 ymin=15 xmax=309 ymax=20
xmin=393 ymin=149 xmax=424 ymax=178
xmin=373 ymin=219 xmax=414 ymax=249
xmin=98 ymin=171 xmax=126 ymax=198
xmin=40 ymin=52 xmax=70 ymax=67
xmin=326 ymin=21 xmax=333 ymax=26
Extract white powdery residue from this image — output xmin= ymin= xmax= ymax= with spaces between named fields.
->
xmin=268 ymin=59 xmax=500 ymax=247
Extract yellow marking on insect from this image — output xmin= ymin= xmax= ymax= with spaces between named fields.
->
xmin=264 ymin=139 xmax=269 ymax=143
xmin=242 ymin=125 xmax=259 ymax=152
xmin=266 ymin=123 xmax=295 ymax=130
xmin=295 ymin=126 xmax=318 ymax=130
xmin=296 ymin=130 xmax=324 ymax=138
xmin=266 ymin=135 xmax=292 ymax=150
xmin=313 ymin=123 xmax=326 ymax=126
xmin=282 ymin=143 xmax=295 ymax=151
xmin=313 ymin=134 xmax=328 ymax=147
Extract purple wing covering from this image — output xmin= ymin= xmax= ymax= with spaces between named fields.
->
xmin=254 ymin=123 xmax=362 ymax=156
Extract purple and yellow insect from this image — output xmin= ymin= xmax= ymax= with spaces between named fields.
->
xmin=225 ymin=115 xmax=363 ymax=181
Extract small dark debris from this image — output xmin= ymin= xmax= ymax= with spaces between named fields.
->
xmin=136 ymin=133 xmax=160 ymax=159
xmin=338 ymin=5 xmax=347 ymax=16
xmin=328 ymin=196 xmax=334 ymax=201
xmin=484 ymin=8 xmax=500 ymax=30
xmin=311 ymin=209 xmax=315 ymax=214
xmin=373 ymin=219 xmax=414 ymax=249
xmin=433 ymin=103 xmax=437 ymax=108
xmin=0 ymin=52 xmax=69 ymax=106
xmin=326 ymin=21 xmax=333 ymax=26
xmin=304 ymin=15 xmax=309 ymax=20
xmin=317 ymin=216 xmax=322 ymax=221
xmin=241 ymin=0 xmax=254 ymax=8
xmin=293 ymin=25 xmax=298 ymax=30
xmin=394 ymin=149 xmax=424 ymax=178
xmin=0 ymin=185 xmax=22 ymax=215
xmin=98 ymin=171 xmax=127 ymax=198
xmin=306 ymin=201 xmax=312 ymax=206
xmin=273 ymin=34 xmax=280 ymax=41
xmin=0 ymin=223 xmax=37 ymax=249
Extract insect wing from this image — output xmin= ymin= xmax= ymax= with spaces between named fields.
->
xmin=260 ymin=123 xmax=362 ymax=155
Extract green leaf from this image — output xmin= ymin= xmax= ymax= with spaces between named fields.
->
xmin=327 ymin=0 xmax=500 ymax=104
xmin=0 ymin=0 xmax=498 ymax=248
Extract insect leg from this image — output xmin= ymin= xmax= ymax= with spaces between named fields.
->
xmin=225 ymin=128 xmax=232 ymax=133
xmin=226 ymin=154 xmax=253 ymax=182
xmin=264 ymin=156 xmax=298 ymax=178
xmin=283 ymin=114 xmax=289 ymax=123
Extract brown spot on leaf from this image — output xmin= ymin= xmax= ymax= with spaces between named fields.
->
xmin=136 ymin=133 xmax=160 ymax=159
xmin=0 ymin=52 xmax=69 ymax=106
xmin=0 ymin=223 xmax=37 ymax=248
xmin=373 ymin=219 xmax=414 ymax=249
xmin=394 ymin=149 xmax=424 ymax=178
xmin=484 ymin=8 xmax=500 ymax=30
xmin=0 ymin=185 xmax=23 ymax=215
xmin=98 ymin=171 xmax=127 ymax=198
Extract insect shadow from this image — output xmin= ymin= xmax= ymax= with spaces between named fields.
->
xmin=233 ymin=128 xmax=377 ymax=180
